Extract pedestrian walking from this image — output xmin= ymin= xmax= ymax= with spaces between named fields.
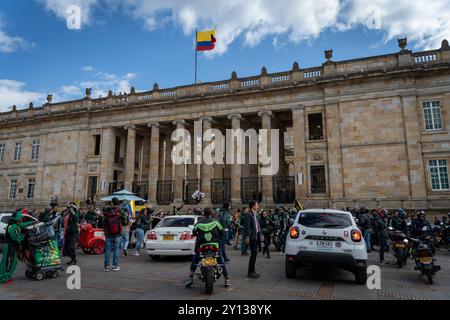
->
xmin=64 ymin=203 xmax=80 ymax=266
xmin=246 ymin=201 xmax=262 ymax=279
xmin=358 ymin=207 xmax=372 ymax=253
xmin=239 ymin=207 xmax=249 ymax=256
xmin=375 ymin=210 xmax=389 ymax=263
xmin=133 ymin=207 xmax=150 ymax=256
xmin=217 ymin=208 xmax=231 ymax=263
xmin=259 ymin=210 xmax=273 ymax=259
xmin=103 ymin=198 xmax=127 ymax=271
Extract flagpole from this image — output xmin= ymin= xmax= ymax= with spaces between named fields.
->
xmin=195 ymin=29 xmax=198 ymax=84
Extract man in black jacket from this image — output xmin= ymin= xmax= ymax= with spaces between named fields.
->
xmin=246 ymin=201 xmax=262 ymax=279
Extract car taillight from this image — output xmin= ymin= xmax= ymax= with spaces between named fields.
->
xmin=147 ymin=231 xmax=157 ymax=240
xmin=180 ymin=231 xmax=194 ymax=240
xmin=351 ymin=230 xmax=362 ymax=242
xmin=289 ymin=227 xmax=300 ymax=239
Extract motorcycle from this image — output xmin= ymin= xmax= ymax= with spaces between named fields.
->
xmin=444 ymin=225 xmax=450 ymax=253
xmin=410 ymin=227 xmax=441 ymax=284
xmin=392 ymin=229 xmax=408 ymax=268
xmin=196 ymin=244 xmax=223 ymax=295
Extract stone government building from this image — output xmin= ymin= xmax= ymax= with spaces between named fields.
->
xmin=1 ymin=38 xmax=450 ymax=211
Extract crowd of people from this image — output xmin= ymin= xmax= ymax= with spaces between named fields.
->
xmin=1 ymin=199 xmax=449 ymax=286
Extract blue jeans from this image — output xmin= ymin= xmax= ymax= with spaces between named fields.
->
xmin=134 ymin=228 xmax=145 ymax=252
xmin=219 ymin=230 xmax=229 ymax=261
xmin=363 ymin=230 xmax=372 ymax=252
xmin=104 ymin=235 xmax=120 ymax=268
xmin=120 ymin=229 xmax=129 ymax=251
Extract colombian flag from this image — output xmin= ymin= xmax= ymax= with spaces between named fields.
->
xmin=196 ymin=29 xmax=216 ymax=51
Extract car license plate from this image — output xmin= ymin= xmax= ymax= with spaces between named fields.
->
xmin=419 ymin=257 xmax=432 ymax=264
xmin=316 ymin=241 xmax=333 ymax=249
xmin=395 ymin=243 xmax=405 ymax=249
xmin=163 ymin=235 xmax=174 ymax=241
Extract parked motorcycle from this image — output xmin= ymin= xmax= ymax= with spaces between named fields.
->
xmin=410 ymin=228 xmax=441 ymax=284
xmin=196 ymin=244 xmax=223 ymax=295
xmin=392 ymin=229 xmax=408 ymax=268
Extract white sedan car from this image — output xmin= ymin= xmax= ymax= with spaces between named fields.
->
xmin=145 ymin=215 xmax=200 ymax=259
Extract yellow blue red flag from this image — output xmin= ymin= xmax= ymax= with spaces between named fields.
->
xmin=196 ymin=29 xmax=216 ymax=51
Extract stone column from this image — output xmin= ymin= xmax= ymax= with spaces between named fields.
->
xmin=401 ymin=96 xmax=427 ymax=199
xmin=147 ymin=123 xmax=160 ymax=205
xmin=291 ymin=106 xmax=308 ymax=199
xmin=228 ymin=113 xmax=243 ymax=208
xmin=258 ymin=111 xmax=275 ymax=207
xmin=173 ymin=120 xmax=186 ymax=205
xmin=124 ymin=125 xmax=136 ymax=191
xmin=325 ymin=103 xmax=344 ymax=200
xmin=99 ymin=127 xmax=115 ymax=196
xmin=201 ymin=117 xmax=213 ymax=206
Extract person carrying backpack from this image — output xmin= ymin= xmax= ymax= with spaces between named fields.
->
xmin=103 ymin=198 xmax=127 ymax=271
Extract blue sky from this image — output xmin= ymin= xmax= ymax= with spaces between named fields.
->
xmin=0 ymin=0 xmax=449 ymax=111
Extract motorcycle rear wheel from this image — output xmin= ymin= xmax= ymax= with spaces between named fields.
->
xmin=204 ymin=268 xmax=214 ymax=295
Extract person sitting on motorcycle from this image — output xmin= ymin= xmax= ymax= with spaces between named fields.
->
xmin=411 ymin=211 xmax=432 ymax=238
xmin=185 ymin=207 xmax=230 ymax=288
xmin=390 ymin=209 xmax=408 ymax=232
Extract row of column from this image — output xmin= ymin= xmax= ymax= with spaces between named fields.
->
xmin=122 ymin=110 xmax=290 ymax=207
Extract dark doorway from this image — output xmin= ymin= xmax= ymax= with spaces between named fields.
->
xmin=310 ymin=166 xmax=326 ymax=194
xmin=87 ymin=176 xmax=98 ymax=199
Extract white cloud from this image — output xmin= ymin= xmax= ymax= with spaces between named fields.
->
xmin=82 ymin=65 xmax=95 ymax=72
xmin=0 ymin=80 xmax=44 ymax=112
xmin=38 ymin=0 xmax=450 ymax=54
xmin=0 ymin=17 xmax=34 ymax=53
xmin=38 ymin=0 xmax=99 ymax=27
xmin=64 ymin=69 xmax=138 ymax=99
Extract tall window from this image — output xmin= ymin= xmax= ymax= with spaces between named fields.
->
xmin=31 ymin=140 xmax=40 ymax=161
xmin=14 ymin=142 xmax=22 ymax=161
xmin=0 ymin=143 xmax=5 ymax=162
xmin=27 ymin=178 xmax=36 ymax=199
xmin=429 ymin=160 xmax=449 ymax=191
xmin=93 ymin=134 xmax=101 ymax=156
xmin=308 ymin=113 xmax=324 ymax=140
xmin=423 ymin=101 xmax=443 ymax=131
xmin=310 ymin=165 xmax=326 ymax=194
xmin=9 ymin=179 xmax=17 ymax=199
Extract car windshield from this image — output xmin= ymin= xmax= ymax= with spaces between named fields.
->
xmin=157 ymin=217 xmax=194 ymax=228
xmin=298 ymin=212 xmax=352 ymax=229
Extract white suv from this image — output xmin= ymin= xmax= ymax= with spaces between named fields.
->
xmin=0 ymin=213 xmax=38 ymax=249
xmin=284 ymin=209 xmax=368 ymax=284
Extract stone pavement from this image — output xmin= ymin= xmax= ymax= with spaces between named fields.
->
xmin=1 ymin=246 xmax=449 ymax=300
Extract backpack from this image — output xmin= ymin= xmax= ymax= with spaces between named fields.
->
xmin=104 ymin=208 xmax=123 ymax=235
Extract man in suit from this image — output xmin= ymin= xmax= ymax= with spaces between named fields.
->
xmin=246 ymin=201 xmax=262 ymax=279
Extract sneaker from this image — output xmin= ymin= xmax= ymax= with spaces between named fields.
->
xmin=123 ymin=250 xmax=128 ymax=257
xmin=185 ymin=277 xmax=194 ymax=288
xmin=224 ymin=278 xmax=231 ymax=288
xmin=132 ymin=252 xmax=140 ymax=256
xmin=225 ymin=258 xmax=231 ymax=263
xmin=112 ymin=266 xmax=120 ymax=271
xmin=247 ymin=273 xmax=260 ymax=279
xmin=104 ymin=267 xmax=110 ymax=272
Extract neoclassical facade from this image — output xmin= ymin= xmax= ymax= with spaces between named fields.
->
xmin=1 ymin=39 xmax=450 ymax=211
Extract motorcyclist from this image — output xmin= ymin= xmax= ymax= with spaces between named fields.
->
xmin=185 ymin=207 xmax=230 ymax=288
xmin=411 ymin=210 xmax=432 ymax=237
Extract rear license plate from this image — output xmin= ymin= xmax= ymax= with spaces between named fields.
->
xmin=419 ymin=257 xmax=432 ymax=264
xmin=163 ymin=235 xmax=174 ymax=241
xmin=203 ymin=257 xmax=216 ymax=267
xmin=316 ymin=241 xmax=333 ymax=248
